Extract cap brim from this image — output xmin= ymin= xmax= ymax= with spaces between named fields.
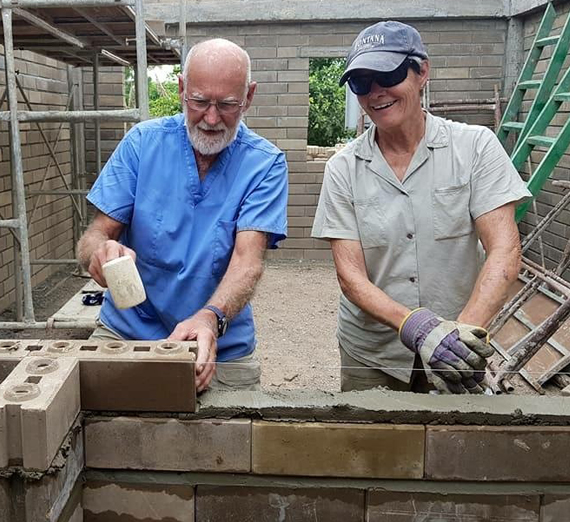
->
xmin=339 ymin=51 xmax=408 ymax=86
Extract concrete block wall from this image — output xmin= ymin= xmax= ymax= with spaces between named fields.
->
xmin=78 ymin=390 xmax=570 ymax=521
xmin=0 ymin=48 xmax=74 ymax=312
xmin=182 ymin=18 xmax=508 ymax=260
xmin=518 ymin=3 xmax=570 ymax=281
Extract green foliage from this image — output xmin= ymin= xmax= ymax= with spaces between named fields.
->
xmin=124 ymin=66 xmax=182 ymax=118
xmin=309 ymin=58 xmax=355 ymax=147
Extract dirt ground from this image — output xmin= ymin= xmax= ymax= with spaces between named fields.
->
xmin=0 ymin=261 xmax=342 ymax=392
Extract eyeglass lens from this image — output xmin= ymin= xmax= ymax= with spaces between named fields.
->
xmin=347 ymin=60 xmax=411 ymax=96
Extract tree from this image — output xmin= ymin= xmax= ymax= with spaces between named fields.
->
xmin=309 ymin=58 xmax=354 ymax=147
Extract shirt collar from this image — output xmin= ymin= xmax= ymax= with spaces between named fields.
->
xmin=354 ymin=110 xmax=449 ymax=161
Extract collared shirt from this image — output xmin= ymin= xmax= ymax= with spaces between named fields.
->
xmin=312 ymin=112 xmax=531 ymax=382
xmin=87 ymin=114 xmax=288 ymax=361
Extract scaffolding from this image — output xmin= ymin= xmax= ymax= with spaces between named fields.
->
xmin=0 ymin=0 xmax=180 ymax=330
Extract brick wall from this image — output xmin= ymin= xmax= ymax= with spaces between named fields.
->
xmin=519 ymin=4 xmax=570 ymax=280
xmin=183 ymin=19 xmax=509 ymax=260
xmin=0 ymin=49 xmax=73 ymax=312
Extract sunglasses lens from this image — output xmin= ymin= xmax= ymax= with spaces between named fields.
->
xmin=347 ymin=60 xmax=413 ymax=94
xmin=347 ymin=75 xmax=373 ymax=95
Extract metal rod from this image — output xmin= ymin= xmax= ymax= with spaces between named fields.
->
xmin=28 ymin=190 xmax=89 ymax=196
xmin=1 ymin=0 xmax=135 ymax=6
xmin=522 ymin=258 xmax=570 ymax=296
xmin=0 ymin=219 xmax=21 ymax=229
xmin=0 ymin=109 xmax=141 ymax=122
xmin=94 ymin=52 xmax=101 ymax=176
xmin=2 ymin=8 xmax=35 ymax=322
xmin=30 ymin=259 xmax=77 ymax=265
xmin=0 ymin=321 xmax=97 ymax=329
xmin=13 ymin=8 xmax=87 ymax=49
xmin=135 ymin=0 xmax=149 ymax=120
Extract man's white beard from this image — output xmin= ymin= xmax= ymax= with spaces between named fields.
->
xmin=184 ymin=105 xmax=240 ymax=156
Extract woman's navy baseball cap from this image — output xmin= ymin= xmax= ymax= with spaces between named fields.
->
xmin=339 ymin=21 xmax=428 ymax=86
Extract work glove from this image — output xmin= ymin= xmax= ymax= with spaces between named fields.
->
xmin=399 ymin=308 xmax=493 ymax=394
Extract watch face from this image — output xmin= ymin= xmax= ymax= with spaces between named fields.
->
xmin=219 ymin=317 xmax=228 ymax=337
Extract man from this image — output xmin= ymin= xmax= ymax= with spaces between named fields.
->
xmin=77 ymin=39 xmax=288 ymax=392
xmin=312 ymin=21 xmax=531 ymax=394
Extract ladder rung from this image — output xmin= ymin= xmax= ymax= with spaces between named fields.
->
xmin=536 ymin=35 xmax=560 ymax=47
xmin=526 ymin=135 xmax=556 ymax=147
xmin=518 ymin=80 xmax=542 ymax=89
xmin=553 ymin=92 xmax=570 ymax=102
xmin=502 ymin=121 xmax=525 ymax=131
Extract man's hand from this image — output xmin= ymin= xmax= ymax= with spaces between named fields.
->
xmin=399 ymin=308 xmax=493 ymax=394
xmin=88 ymin=240 xmax=136 ymax=287
xmin=168 ymin=310 xmax=218 ymax=392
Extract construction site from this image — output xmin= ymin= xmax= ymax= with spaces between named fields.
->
xmin=1 ymin=0 xmax=570 ymax=520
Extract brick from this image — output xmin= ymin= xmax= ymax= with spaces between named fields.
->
xmin=277 ymin=71 xmax=308 ymax=82
xmin=426 ymin=426 xmax=570 ymax=482
xmin=83 ymin=480 xmax=194 ymax=522
xmin=197 ymin=486 xmax=364 ymax=521
xmin=367 ymin=491 xmax=540 ymax=521
xmin=85 ymin=417 xmax=251 ymax=472
xmin=0 ymin=404 xmax=6 ymax=469
xmin=28 ymin=339 xmax=197 ymax=413
xmin=252 ymin=421 xmax=424 ymax=478
xmin=0 ymin=357 xmax=79 ymax=471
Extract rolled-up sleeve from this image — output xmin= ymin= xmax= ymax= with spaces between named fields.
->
xmin=312 ymin=161 xmax=360 ymax=240
xmin=469 ymin=127 xmax=531 ymax=220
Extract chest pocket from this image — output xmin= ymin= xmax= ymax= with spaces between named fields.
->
xmin=432 ymin=183 xmax=473 ymax=240
xmin=354 ymin=197 xmax=389 ymax=248
xmin=213 ymin=220 xmax=237 ymax=277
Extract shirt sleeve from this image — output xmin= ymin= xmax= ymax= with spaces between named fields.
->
xmin=469 ymin=127 xmax=532 ymax=220
xmin=86 ymin=126 xmax=141 ymax=224
xmin=311 ymin=160 xmax=360 ymax=240
xmin=236 ymin=153 xmax=288 ymax=249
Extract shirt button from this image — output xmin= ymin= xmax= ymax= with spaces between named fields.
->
xmin=407 ymin=233 xmax=414 ymax=239
xmin=410 ymin=277 xmax=416 ymax=283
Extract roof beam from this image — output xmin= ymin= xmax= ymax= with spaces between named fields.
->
xmin=13 ymin=7 xmax=88 ymax=48
xmin=73 ymin=7 xmax=125 ymax=46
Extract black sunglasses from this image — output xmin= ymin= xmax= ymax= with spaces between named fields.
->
xmin=347 ymin=59 xmax=420 ymax=96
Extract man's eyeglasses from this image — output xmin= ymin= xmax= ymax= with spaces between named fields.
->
xmin=184 ymin=96 xmax=244 ymax=115
xmin=347 ymin=59 xmax=420 ymax=96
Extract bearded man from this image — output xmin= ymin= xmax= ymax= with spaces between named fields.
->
xmin=77 ymin=39 xmax=288 ymax=392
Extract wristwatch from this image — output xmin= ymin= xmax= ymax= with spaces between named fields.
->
xmin=203 ymin=305 xmax=228 ymax=338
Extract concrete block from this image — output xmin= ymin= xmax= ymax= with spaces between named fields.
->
xmin=252 ymin=421 xmax=424 ymax=478
xmin=0 ymin=404 xmax=7 ymax=469
xmin=28 ymin=340 xmax=197 ymax=413
xmin=0 ymin=477 xmax=11 ymax=522
xmin=0 ymin=339 xmax=30 ymax=384
xmin=83 ymin=480 xmax=194 ymax=522
xmin=541 ymin=495 xmax=570 ymax=522
xmin=196 ymin=486 xmax=364 ymax=521
xmin=84 ymin=417 xmax=251 ymax=472
xmin=367 ymin=491 xmax=540 ymax=521
xmin=24 ymin=422 xmax=84 ymax=522
xmin=0 ymin=357 xmax=80 ymax=471
xmin=426 ymin=426 xmax=570 ymax=482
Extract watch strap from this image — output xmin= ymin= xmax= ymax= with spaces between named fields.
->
xmin=203 ymin=305 xmax=227 ymax=337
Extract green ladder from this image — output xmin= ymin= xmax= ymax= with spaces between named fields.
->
xmin=512 ymin=64 xmax=570 ymax=222
xmin=497 ymin=2 xmax=570 ymax=151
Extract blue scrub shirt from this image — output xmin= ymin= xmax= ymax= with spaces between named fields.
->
xmin=87 ymin=114 xmax=288 ymax=361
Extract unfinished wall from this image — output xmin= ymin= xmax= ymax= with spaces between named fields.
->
xmin=519 ymin=3 xmax=570 ymax=280
xmin=180 ymin=18 xmax=509 ymax=260
xmin=0 ymin=48 xmax=73 ymax=312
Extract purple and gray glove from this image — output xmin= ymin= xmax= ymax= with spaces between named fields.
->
xmin=399 ymin=308 xmax=493 ymax=394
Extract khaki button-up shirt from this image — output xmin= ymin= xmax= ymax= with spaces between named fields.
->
xmin=312 ymin=112 xmax=531 ymax=382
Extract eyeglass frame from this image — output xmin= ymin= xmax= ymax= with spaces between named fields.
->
xmin=346 ymin=58 xmax=421 ymax=96
xmin=183 ymin=95 xmax=245 ymax=115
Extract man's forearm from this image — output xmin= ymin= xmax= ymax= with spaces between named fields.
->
xmin=457 ymin=247 xmax=521 ymax=327
xmin=208 ymin=255 xmax=265 ymax=319
xmin=77 ymin=227 xmax=110 ymax=271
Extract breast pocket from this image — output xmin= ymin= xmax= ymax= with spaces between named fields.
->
xmin=432 ymin=183 xmax=473 ymax=240
xmin=212 ymin=220 xmax=237 ymax=277
xmin=354 ymin=197 xmax=389 ymax=248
